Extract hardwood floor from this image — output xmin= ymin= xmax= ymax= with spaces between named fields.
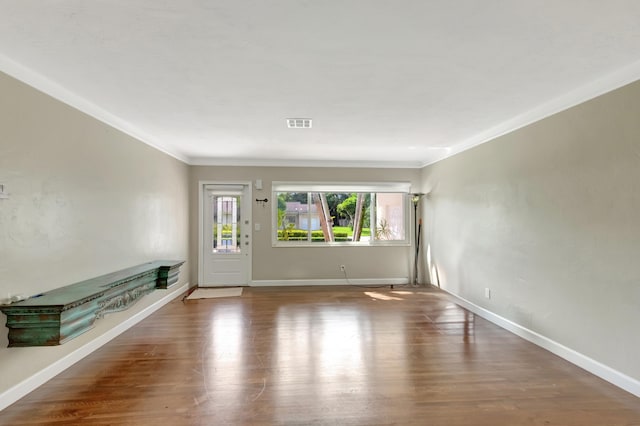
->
xmin=1 ymin=285 xmax=639 ymax=425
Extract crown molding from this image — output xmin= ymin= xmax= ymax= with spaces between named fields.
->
xmin=420 ymin=59 xmax=640 ymax=168
xmin=0 ymin=54 xmax=190 ymax=164
xmin=188 ymin=156 xmax=424 ymax=169
xmin=4 ymin=52 xmax=639 ymax=171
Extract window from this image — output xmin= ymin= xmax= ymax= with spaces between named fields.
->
xmin=272 ymin=182 xmax=411 ymax=246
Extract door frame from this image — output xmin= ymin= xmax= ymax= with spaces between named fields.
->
xmin=198 ymin=180 xmax=253 ymax=286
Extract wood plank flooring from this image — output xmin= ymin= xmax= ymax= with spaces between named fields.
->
xmin=1 ymin=285 xmax=639 ymax=425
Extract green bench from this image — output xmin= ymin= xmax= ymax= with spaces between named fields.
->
xmin=0 ymin=260 xmax=184 ymax=347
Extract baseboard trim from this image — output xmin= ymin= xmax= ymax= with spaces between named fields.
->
xmin=441 ymin=288 xmax=640 ymax=398
xmin=0 ymin=283 xmax=189 ymax=411
xmin=250 ymin=277 xmax=409 ymax=287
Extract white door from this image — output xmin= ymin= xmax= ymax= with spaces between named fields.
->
xmin=202 ymin=184 xmax=251 ymax=286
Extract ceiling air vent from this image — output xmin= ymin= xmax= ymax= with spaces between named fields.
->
xmin=287 ymin=118 xmax=312 ymax=128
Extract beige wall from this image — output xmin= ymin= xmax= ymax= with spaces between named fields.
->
xmin=0 ymin=71 xmax=190 ymax=397
xmin=190 ymin=166 xmax=420 ymax=284
xmin=420 ymin=80 xmax=640 ymax=381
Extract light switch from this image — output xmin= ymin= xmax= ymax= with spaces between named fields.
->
xmin=254 ymin=223 xmax=261 ymax=231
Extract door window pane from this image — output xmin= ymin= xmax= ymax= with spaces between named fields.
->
xmin=212 ymin=195 xmax=241 ymax=253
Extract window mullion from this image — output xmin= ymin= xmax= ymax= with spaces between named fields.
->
xmin=307 ymin=192 xmax=312 ymax=242
xmin=370 ymin=192 xmax=377 ymax=242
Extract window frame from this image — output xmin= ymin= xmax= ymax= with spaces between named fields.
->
xmin=272 ymin=181 xmax=412 ymax=247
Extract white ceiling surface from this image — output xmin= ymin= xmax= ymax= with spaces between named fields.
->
xmin=2 ymin=1 xmax=640 ymax=168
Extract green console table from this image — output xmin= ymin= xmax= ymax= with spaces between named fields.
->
xmin=0 ymin=260 xmax=184 ymax=347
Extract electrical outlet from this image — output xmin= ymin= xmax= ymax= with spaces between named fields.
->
xmin=339 ymin=265 xmax=346 ymax=272
xmin=485 ymin=288 xmax=491 ymax=299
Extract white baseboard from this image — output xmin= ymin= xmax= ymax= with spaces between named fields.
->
xmin=441 ymin=288 xmax=640 ymax=399
xmin=0 ymin=283 xmax=189 ymax=411
xmin=250 ymin=277 xmax=409 ymax=287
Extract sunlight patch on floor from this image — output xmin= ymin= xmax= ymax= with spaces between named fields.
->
xmin=364 ymin=291 xmax=403 ymax=301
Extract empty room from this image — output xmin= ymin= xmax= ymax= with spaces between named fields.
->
xmin=1 ymin=1 xmax=639 ymax=424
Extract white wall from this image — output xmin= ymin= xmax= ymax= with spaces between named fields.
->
xmin=190 ymin=166 xmax=421 ymax=285
xmin=0 ymin=71 xmax=190 ymax=406
xmin=420 ymin=80 xmax=640 ymax=385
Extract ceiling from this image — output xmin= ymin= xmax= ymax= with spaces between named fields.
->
xmin=2 ymin=1 xmax=640 ymax=168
